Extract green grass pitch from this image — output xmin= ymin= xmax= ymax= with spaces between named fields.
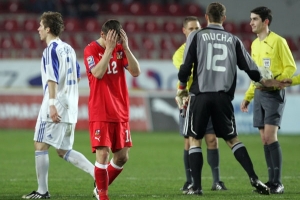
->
xmin=1 ymin=129 xmax=300 ymax=199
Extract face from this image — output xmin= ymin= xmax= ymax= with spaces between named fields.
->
xmin=38 ymin=21 xmax=48 ymax=41
xmin=250 ymin=13 xmax=266 ymax=34
xmin=183 ymin=21 xmax=201 ymax=38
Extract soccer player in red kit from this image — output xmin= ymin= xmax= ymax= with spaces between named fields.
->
xmin=84 ymin=19 xmax=140 ymax=200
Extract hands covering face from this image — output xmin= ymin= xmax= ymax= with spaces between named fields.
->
xmin=105 ymin=29 xmax=129 ymax=50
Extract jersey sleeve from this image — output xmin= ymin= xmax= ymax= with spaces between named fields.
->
xmin=76 ymin=61 xmax=80 ymax=78
xmin=84 ymin=44 xmax=100 ymax=73
xmin=46 ymin=46 xmax=59 ymax=83
xmin=172 ymin=44 xmax=185 ymax=70
xmin=274 ymin=38 xmax=297 ymax=80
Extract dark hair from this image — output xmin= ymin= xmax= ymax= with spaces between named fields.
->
xmin=183 ymin=16 xmax=199 ymax=27
xmin=101 ymin=19 xmax=122 ymax=35
xmin=206 ymin=2 xmax=226 ymax=24
xmin=251 ymin=6 xmax=272 ymax=26
xmin=40 ymin=11 xmax=64 ymax=36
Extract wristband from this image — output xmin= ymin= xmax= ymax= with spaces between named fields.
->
xmin=49 ymin=99 xmax=55 ymax=106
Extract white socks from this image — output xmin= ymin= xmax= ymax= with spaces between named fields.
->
xmin=35 ymin=151 xmax=49 ymax=194
xmin=64 ymin=149 xmax=94 ymax=178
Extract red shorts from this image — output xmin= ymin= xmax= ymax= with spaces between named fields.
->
xmin=89 ymin=121 xmax=132 ymax=153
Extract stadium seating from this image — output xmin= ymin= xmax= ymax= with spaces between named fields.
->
xmin=166 ymin=3 xmax=183 ymax=16
xmin=83 ymin=18 xmax=100 ymax=33
xmin=107 ymin=2 xmax=125 ymax=15
xmin=223 ymin=21 xmax=239 ymax=34
xmin=128 ymin=2 xmax=144 ymax=16
xmin=239 ymin=21 xmax=252 ymax=34
xmin=162 ymin=21 xmax=181 ymax=33
xmin=1 ymin=19 xmax=20 ymax=32
xmin=64 ymin=18 xmax=82 ymax=32
xmin=147 ymin=2 xmax=165 ymax=16
xmin=1 ymin=1 xmax=299 ymax=60
xmin=143 ymin=21 xmax=161 ymax=33
xmin=184 ymin=3 xmax=203 ymax=16
xmin=123 ymin=21 xmax=141 ymax=33
xmin=23 ymin=19 xmax=39 ymax=32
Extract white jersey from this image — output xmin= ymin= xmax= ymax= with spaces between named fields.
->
xmin=37 ymin=38 xmax=80 ymax=123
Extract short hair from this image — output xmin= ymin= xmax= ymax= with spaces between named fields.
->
xmin=251 ymin=6 xmax=272 ymax=26
xmin=206 ymin=2 xmax=226 ymax=24
xmin=40 ymin=11 xmax=64 ymax=36
xmin=183 ymin=16 xmax=199 ymax=28
xmin=101 ymin=19 xmax=122 ymax=35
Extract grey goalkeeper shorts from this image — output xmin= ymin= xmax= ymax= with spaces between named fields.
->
xmin=253 ymin=89 xmax=285 ymax=128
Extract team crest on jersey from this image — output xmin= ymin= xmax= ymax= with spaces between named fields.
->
xmin=95 ymin=129 xmax=100 ymax=136
xmin=117 ymin=51 xmax=123 ymax=59
xmin=87 ymin=56 xmax=95 ymax=68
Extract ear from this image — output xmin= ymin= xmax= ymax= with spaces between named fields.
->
xmin=264 ymin=19 xmax=270 ymax=26
xmin=222 ymin=15 xmax=226 ymax=23
xmin=182 ymin=27 xmax=186 ymax=35
xmin=205 ymin=14 xmax=209 ymax=22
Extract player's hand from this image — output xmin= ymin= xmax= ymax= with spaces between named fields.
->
xmin=280 ymin=78 xmax=292 ymax=87
xmin=105 ymin=30 xmax=118 ymax=51
xmin=120 ymin=29 xmax=129 ymax=50
xmin=175 ymin=88 xmax=188 ymax=109
xmin=180 ymin=96 xmax=189 ymax=118
xmin=50 ymin=105 xmax=61 ymax=123
xmin=240 ymin=100 xmax=250 ymax=113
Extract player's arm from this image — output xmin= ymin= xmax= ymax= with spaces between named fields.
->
xmin=91 ymin=30 xmax=117 ymax=79
xmin=120 ymin=29 xmax=140 ymax=77
xmin=273 ymin=38 xmax=297 ymax=80
xmin=48 ymin=80 xmax=60 ymax=123
xmin=172 ymin=44 xmax=185 ymax=70
xmin=178 ymin=32 xmax=197 ymax=86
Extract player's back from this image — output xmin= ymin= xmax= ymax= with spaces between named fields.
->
xmin=40 ymin=39 xmax=79 ymax=123
xmin=184 ymin=24 xmax=253 ymax=97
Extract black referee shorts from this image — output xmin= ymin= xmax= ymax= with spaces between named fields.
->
xmin=187 ymin=92 xmax=237 ymax=141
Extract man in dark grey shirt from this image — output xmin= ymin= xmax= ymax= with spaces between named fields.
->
xmin=177 ymin=2 xmax=280 ymax=196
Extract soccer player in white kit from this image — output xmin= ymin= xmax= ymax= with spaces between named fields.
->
xmin=22 ymin=11 xmax=94 ymax=199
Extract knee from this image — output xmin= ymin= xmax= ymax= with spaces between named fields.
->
xmin=56 ymin=149 xmax=68 ymax=158
xmin=114 ymin=154 xmax=129 ymax=166
xmin=205 ymin=135 xmax=218 ymax=149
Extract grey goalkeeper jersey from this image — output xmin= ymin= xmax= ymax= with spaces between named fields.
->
xmin=178 ymin=24 xmax=262 ymax=99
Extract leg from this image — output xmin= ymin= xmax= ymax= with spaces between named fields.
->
xmin=205 ymin=133 xmax=219 ymax=182
xmin=187 ymin=136 xmax=203 ymax=195
xmin=226 ymin=137 xmax=270 ymax=195
xmin=261 ymin=124 xmax=284 ymax=193
xmin=34 ymin=141 xmax=51 ymax=195
xmin=205 ymin=133 xmax=227 ymax=190
xmin=95 ymin=146 xmax=110 ymax=199
xmin=108 ymin=147 xmax=130 ymax=185
xmin=56 ymin=149 xmax=94 ymax=178
xmin=181 ymin=137 xmax=193 ymax=191
xmin=55 ymin=123 xmax=94 ymax=178
xmin=179 ymin=108 xmax=192 ymax=192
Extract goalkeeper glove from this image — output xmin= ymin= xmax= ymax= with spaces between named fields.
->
xmin=180 ymin=96 xmax=189 ymax=118
xmin=175 ymin=84 xmax=188 ymax=110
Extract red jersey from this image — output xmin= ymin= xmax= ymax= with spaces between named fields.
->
xmin=84 ymin=41 xmax=129 ymax=122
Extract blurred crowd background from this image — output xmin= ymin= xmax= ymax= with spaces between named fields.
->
xmin=1 ymin=0 xmax=300 ymax=60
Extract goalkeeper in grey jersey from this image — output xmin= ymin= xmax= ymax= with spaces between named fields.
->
xmin=176 ymin=2 xmax=281 ymax=196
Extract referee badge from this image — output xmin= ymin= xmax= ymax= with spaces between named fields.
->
xmin=263 ymin=58 xmax=271 ymax=68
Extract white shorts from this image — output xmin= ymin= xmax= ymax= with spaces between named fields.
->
xmin=34 ymin=121 xmax=75 ymax=150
